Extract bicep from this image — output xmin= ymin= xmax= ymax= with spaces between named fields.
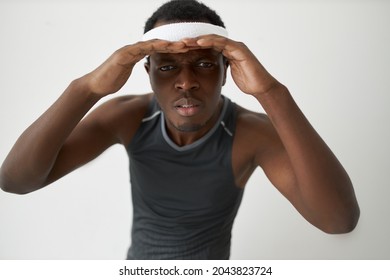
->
xmin=44 ymin=94 xmax=149 ymax=186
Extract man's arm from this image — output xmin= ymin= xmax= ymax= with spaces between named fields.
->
xmin=0 ymin=78 xmax=102 ymax=194
xmin=184 ymin=35 xmax=360 ymax=233
xmin=0 ymin=40 xmax=190 ymax=194
xmin=254 ymin=88 xmax=359 ymax=234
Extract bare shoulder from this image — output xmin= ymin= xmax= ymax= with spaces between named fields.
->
xmin=83 ymin=93 xmax=153 ymax=145
xmin=235 ymin=104 xmax=275 ymax=144
xmin=96 ymin=93 xmax=153 ymax=117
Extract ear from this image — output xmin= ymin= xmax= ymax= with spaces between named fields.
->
xmin=222 ymin=59 xmax=229 ymax=86
xmin=144 ymin=56 xmax=151 ymax=74
xmin=144 ymin=62 xmax=150 ymax=74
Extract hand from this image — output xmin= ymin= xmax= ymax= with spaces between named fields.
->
xmin=83 ymin=39 xmax=189 ymax=97
xmin=182 ymin=35 xmax=281 ymax=98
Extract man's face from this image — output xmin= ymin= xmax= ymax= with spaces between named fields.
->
xmin=145 ymin=48 xmax=228 ymax=135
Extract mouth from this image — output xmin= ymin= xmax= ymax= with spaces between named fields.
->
xmin=174 ymin=99 xmax=202 ymax=117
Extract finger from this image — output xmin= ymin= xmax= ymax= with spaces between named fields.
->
xmin=119 ymin=40 xmax=183 ymax=59
xmin=181 ymin=35 xmax=240 ymax=60
xmin=196 ymin=35 xmax=234 ymax=51
xmin=195 ymin=36 xmax=250 ymax=61
xmin=137 ymin=39 xmax=192 ymax=55
xmin=180 ymin=37 xmax=204 ymax=47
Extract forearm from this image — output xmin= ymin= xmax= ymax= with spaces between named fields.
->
xmin=257 ymin=84 xmax=359 ymax=233
xmin=0 ymin=78 xmax=100 ymax=194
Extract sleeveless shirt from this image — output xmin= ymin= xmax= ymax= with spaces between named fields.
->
xmin=126 ymin=95 xmax=244 ymax=259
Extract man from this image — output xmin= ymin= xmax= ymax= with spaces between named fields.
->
xmin=0 ymin=0 xmax=359 ymax=259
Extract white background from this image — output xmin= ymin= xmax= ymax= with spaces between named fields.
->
xmin=0 ymin=0 xmax=389 ymax=260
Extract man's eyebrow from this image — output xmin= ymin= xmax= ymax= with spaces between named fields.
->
xmin=195 ymin=55 xmax=220 ymax=61
xmin=152 ymin=54 xmax=178 ymax=63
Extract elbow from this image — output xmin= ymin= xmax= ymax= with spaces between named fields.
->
xmin=1 ymin=181 xmax=33 ymax=195
xmin=321 ymin=206 xmax=360 ymax=234
xmin=0 ymin=170 xmax=37 ymax=195
xmin=324 ymin=218 xmax=359 ymax=235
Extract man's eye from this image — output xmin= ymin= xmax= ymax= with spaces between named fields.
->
xmin=159 ymin=65 xmax=176 ymax=71
xmin=197 ymin=62 xmax=214 ymax=68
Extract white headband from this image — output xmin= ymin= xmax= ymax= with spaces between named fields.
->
xmin=141 ymin=22 xmax=228 ymax=41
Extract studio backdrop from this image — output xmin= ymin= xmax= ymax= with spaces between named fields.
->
xmin=0 ymin=0 xmax=389 ymax=259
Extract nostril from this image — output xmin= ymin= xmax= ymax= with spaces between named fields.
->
xmin=175 ymin=82 xmax=199 ymax=91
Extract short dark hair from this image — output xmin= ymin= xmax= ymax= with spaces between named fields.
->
xmin=144 ymin=0 xmax=225 ymax=33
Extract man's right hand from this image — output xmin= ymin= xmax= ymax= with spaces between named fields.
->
xmin=82 ymin=40 xmax=189 ymax=97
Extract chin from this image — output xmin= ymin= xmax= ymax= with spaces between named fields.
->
xmin=172 ymin=121 xmax=205 ymax=133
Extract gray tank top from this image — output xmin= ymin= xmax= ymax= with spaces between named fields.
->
xmin=126 ymin=95 xmax=243 ymax=259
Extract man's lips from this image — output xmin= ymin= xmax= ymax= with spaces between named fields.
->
xmin=174 ymin=97 xmax=201 ymax=107
xmin=175 ymin=104 xmax=199 ymax=108
xmin=174 ymin=98 xmax=202 ymax=117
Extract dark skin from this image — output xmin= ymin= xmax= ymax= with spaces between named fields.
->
xmin=0 ymin=21 xmax=360 ymax=234
xmin=145 ymin=49 xmax=227 ymax=145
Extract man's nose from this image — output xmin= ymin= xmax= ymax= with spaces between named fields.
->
xmin=174 ymin=66 xmax=200 ymax=91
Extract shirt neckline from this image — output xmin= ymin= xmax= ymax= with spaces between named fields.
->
xmin=161 ymin=96 xmax=228 ymax=152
